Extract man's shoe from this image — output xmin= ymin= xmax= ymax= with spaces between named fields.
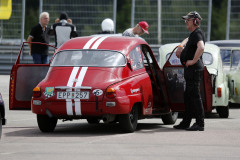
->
xmin=186 ymin=123 xmax=204 ymax=131
xmin=173 ymin=124 xmax=189 ymax=130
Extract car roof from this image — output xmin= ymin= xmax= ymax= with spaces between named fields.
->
xmin=208 ymin=40 xmax=240 ymax=47
xmin=58 ymin=35 xmax=148 ymax=55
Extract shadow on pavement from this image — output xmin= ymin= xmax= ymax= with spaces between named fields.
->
xmin=4 ymin=121 xmax=176 ymax=138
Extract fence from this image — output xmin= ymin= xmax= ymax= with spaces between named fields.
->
xmin=227 ymin=0 xmax=240 ymax=40
xmin=0 ymin=0 xmax=240 ymax=45
xmin=41 ymin=0 xmax=117 ymax=38
xmin=0 ymin=0 xmax=23 ymax=44
xmin=132 ymin=0 xmax=211 ymax=44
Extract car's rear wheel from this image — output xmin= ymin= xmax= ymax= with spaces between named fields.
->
xmin=0 ymin=113 xmax=2 ymax=139
xmin=216 ymin=105 xmax=229 ymax=118
xmin=119 ymin=105 xmax=138 ymax=133
xmin=37 ymin=114 xmax=58 ymax=132
xmin=87 ymin=118 xmax=100 ymax=124
xmin=161 ymin=112 xmax=178 ymax=124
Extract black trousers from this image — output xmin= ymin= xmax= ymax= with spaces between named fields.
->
xmin=181 ymin=67 xmax=205 ymax=127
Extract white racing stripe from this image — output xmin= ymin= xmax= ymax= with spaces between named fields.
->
xmin=66 ymin=35 xmax=110 ymax=116
xmin=74 ymin=67 xmax=88 ymax=115
xmin=91 ymin=36 xmax=110 ymax=49
xmin=66 ymin=67 xmax=79 ymax=115
xmin=74 ymin=36 xmax=110 ymax=115
xmin=83 ymin=36 xmax=100 ymax=49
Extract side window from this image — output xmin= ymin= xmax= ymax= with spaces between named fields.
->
xmin=130 ymin=45 xmax=144 ymax=70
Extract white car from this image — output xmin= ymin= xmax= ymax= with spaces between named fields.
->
xmin=158 ymin=43 xmax=229 ymax=118
xmin=209 ymin=40 xmax=240 ymax=106
xmin=209 ymin=40 xmax=240 ymax=72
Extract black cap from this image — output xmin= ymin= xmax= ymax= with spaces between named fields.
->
xmin=182 ymin=11 xmax=202 ymax=20
xmin=59 ymin=12 xmax=68 ymax=20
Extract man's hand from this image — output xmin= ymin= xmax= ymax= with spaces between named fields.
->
xmin=67 ymin=18 xmax=72 ymax=24
xmin=176 ymin=47 xmax=183 ymax=58
xmin=55 ymin=18 xmax=60 ymax=23
xmin=185 ymin=60 xmax=194 ymax=67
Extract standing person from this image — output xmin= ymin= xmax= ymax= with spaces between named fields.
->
xmin=27 ymin=12 xmax=50 ymax=64
xmin=122 ymin=21 xmax=149 ymax=37
xmin=50 ymin=12 xmax=78 ymax=48
xmin=174 ymin=11 xmax=205 ymax=131
xmin=100 ymin=18 xmax=114 ymax=34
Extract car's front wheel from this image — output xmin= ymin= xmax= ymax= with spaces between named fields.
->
xmin=37 ymin=114 xmax=58 ymax=132
xmin=119 ymin=105 xmax=138 ymax=133
xmin=216 ymin=105 xmax=229 ymax=118
xmin=161 ymin=112 xmax=178 ymax=124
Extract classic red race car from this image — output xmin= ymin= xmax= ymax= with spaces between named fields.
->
xmin=9 ymin=36 xmax=212 ymax=133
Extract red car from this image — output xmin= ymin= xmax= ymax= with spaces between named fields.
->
xmin=9 ymin=36 xmax=212 ymax=133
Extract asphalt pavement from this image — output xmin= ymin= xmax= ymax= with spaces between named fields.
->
xmin=1 ymin=75 xmax=240 ymax=160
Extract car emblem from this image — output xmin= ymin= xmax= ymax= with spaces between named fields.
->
xmin=93 ymin=89 xmax=103 ymax=96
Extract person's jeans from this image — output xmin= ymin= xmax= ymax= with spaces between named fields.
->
xmin=181 ymin=68 xmax=205 ymax=127
xmin=32 ymin=53 xmax=49 ymax=64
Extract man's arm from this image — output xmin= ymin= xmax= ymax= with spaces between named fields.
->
xmin=176 ymin=38 xmax=189 ymax=58
xmin=185 ymin=40 xmax=204 ymax=67
xmin=27 ymin=36 xmax=33 ymax=56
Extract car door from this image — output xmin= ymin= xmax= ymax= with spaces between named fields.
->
xmin=9 ymin=42 xmax=56 ymax=110
xmin=142 ymin=45 xmax=171 ymax=114
xmin=162 ymin=47 xmax=213 ymax=112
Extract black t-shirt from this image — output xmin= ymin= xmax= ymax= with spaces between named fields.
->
xmin=181 ymin=27 xmax=205 ymax=70
xmin=29 ymin=23 xmax=50 ymax=55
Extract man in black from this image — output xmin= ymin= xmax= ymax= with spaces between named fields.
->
xmin=50 ymin=12 xmax=78 ymax=48
xmin=27 ymin=12 xmax=50 ymax=64
xmin=174 ymin=11 xmax=205 ymax=131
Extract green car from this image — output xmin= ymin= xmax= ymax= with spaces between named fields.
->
xmin=158 ymin=43 xmax=229 ymax=118
xmin=209 ymin=40 xmax=240 ymax=106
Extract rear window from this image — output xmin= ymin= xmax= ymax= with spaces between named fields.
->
xmin=166 ymin=52 xmax=213 ymax=65
xmin=220 ymin=49 xmax=231 ymax=66
xmin=51 ymin=50 xmax=126 ymax=67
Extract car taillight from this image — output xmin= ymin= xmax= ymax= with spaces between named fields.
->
xmin=33 ymin=87 xmax=41 ymax=98
xmin=106 ymin=88 xmax=116 ymax=98
xmin=217 ymin=87 xmax=221 ymax=97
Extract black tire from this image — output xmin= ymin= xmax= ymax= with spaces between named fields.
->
xmin=119 ymin=105 xmax=138 ymax=133
xmin=37 ymin=114 xmax=58 ymax=132
xmin=161 ymin=112 xmax=178 ymax=124
xmin=216 ymin=106 xmax=229 ymax=118
xmin=87 ymin=118 xmax=100 ymax=124
xmin=0 ymin=113 xmax=2 ymax=139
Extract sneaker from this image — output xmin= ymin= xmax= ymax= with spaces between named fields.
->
xmin=186 ymin=123 xmax=204 ymax=131
xmin=173 ymin=124 xmax=189 ymax=130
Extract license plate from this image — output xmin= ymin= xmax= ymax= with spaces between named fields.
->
xmin=57 ymin=91 xmax=89 ymax=99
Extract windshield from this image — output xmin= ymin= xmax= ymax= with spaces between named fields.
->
xmin=51 ymin=50 xmax=126 ymax=67
xmin=166 ymin=52 xmax=213 ymax=65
